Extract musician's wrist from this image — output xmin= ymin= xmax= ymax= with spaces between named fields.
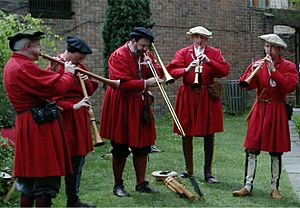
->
xmin=185 ymin=66 xmax=191 ymax=73
xmin=268 ymin=65 xmax=275 ymax=73
xmin=73 ymin=104 xmax=78 ymax=110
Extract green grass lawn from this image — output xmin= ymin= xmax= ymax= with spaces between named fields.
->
xmin=3 ymin=113 xmax=300 ymax=207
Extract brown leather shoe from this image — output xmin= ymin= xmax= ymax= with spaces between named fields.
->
xmin=271 ymin=189 xmax=282 ymax=199
xmin=232 ymin=187 xmax=251 ymax=197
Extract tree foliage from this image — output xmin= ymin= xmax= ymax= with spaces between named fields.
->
xmin=0 ymin=10 xmax=61 ymax=127
xmin=102 ymin=0 xmax=155 ymax=79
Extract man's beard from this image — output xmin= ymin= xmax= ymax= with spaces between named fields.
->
xmin=135 ymin=49 xmax=144 ymax=56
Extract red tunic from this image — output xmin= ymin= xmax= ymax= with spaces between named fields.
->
xmin=45 ymin=54 xmax=98 ymax=156
xmin=3 ymin=53 xmax=74 ymax=177
xmin=100 ymin=42 xmax=162 ymax=147
xmin=166 ymin=45 xmax=230 ymax=136
xmin=240 ymin=56 xmax=298 ymax=152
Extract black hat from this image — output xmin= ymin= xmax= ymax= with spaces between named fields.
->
xmin=66 ymin=36 xmax=92 ymax=54
xmin=129 ymin=27 xmax=154 ymax=43
xmin=7 ymin=29 xmax=44 ymax=51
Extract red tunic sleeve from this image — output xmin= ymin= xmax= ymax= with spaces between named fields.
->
xmin=166 ymin=49 xmax=187 ymax=79
xmin=239 ymin=61 xmax=260 ymax=90
xmin=108 ymin=44 xmax=159 ymax=93
xmin=205 ymin=48 xmax=230 ymax=78
xmin=271 ymin=60 xmax=298 ymax=93
xmin=17 ymin=61 xmax=74 ymax=98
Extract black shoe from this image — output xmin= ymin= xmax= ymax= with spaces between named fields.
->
xmin=113 ymin=184 xmax=131 ymax=197
xmin=67 ymin=200 xmax=96 ymax=207
xmin=205 ymin=175 xmax=220 ymax=184
xmin=179 ymin=171 xmax=192 ymax=179
xmin=135 ymin=181 xmax=159 ymax=193
xmin=150 ymin=145 xmax=163 ymax=153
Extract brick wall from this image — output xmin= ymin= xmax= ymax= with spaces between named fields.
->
xmin=1 ymin=0 xmax=299 ymax=117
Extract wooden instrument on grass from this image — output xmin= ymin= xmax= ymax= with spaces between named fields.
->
xmin=164 ymin=176 xmax=196 ymax=201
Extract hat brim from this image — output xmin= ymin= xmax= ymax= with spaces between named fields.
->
xmin=258 ymin=35 xmax=287 ymax=49
xmin=261 ymin=40 xmax=287 ymax=49
xmin=186 ymin=32 xmax=212 ymax=38
xmin=8 ymin=32 xmax=44 ymax=51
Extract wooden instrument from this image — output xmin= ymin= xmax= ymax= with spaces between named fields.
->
xmin=239 ymin=58 xmax=267 ymax=88
xmin=40 ymin=54 xmax=120 ymax=89
xmin=164 ymin=176 xmax=196 ymax=201
xmin=192 ymin=45 xmax=202 ymax=90
xmin=78 ymin=74 xmax=105 ymax=147
xmin=41 ymin=53 xmax=105 ymax=147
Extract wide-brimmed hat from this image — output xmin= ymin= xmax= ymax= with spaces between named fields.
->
xmin=258 ymin=33 xmax=287 ymax=49
xmin=151 ymin=170 xmax=177 ymax=181
xmin=186 ymin=26 xmax=212 ymax=38
xmin=129 ymin=27 xmax=154 ymax=42
xmin=67 ymin=36 xmax=92 ymax=54
xmin=7 ymin=29 xmax=44 ymax=51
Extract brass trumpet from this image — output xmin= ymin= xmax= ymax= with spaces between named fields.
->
xmin=239 ymin=58 xmax=266 ymax=88
xmin=144 ymin=52 xmax=186 ymax=136
xmin=151 ymin=43 xmax=175 ymax=85
xmin=40 ymin=54 xmax=120 ymax=89
xmin=192 ymin=45 xmax=203 ymax=90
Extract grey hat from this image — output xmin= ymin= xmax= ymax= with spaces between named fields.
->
xmin=258 ymin=33 xmax=287 ymax=49
xmin=186 ymin=26 xmax=212 ymax=38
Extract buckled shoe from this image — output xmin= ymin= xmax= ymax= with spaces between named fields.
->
xmin=113 ymin=184 xmax=130 ymax=197
xmin=205 ymin=175 xmax=220 ymax=184
xmin=232 ymin=187 xmax=251 ymax=197
xmin=179 ymin=171 xmax=192 ymax=179
xmin=271 ymin=189 xmax=282 ymax=199
xmin=135 ymin=181 xmax=159 ymax=193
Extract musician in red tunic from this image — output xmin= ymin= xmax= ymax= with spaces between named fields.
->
xmin=3 ymin=29 xmax=76 ymax=207
xmin=166 ymin=26 xmax=230 ymax=183
xmin=46 ymin=36 xmax=98 ymax=207
xmin=233 ymin=34 xmax=298 ymax=199
xmin=100 ymin=27 xmax=163 ymax=197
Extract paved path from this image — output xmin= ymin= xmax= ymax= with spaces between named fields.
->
xmin=282 ymin=117 xmax=300 ymax=199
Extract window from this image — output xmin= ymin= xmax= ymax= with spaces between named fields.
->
xmin=29 ymin=0 xmax=74 ymax=19
xmin=274 ymin=25 xmax=295 ymax=35
xmin=251 ymin=0 xmax=270 ymax=8
xmin=250 ymin=0 xmax=292 ymax=9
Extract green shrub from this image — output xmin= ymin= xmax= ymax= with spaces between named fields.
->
xmin=0 ymin=11 xmax=61 ymax=127
xmin=293 ymin=115 xmax=300 ymax=135
xmin=102 ymin=0 xmax=155 ymax=82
